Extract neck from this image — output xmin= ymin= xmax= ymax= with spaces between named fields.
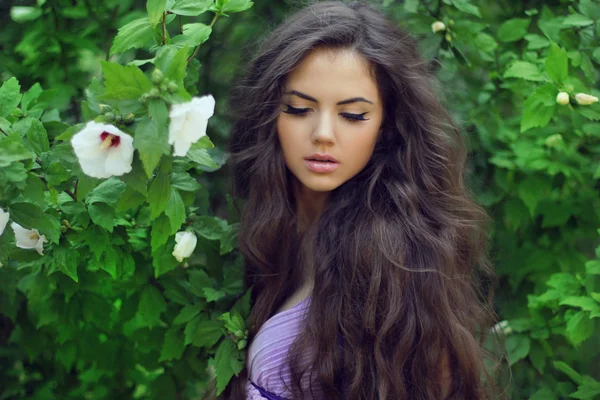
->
xmin=293 ymin=179 xmax=330 ymax=232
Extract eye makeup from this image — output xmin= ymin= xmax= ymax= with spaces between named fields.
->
xmin=281 ymin=105 xmax=370 ymax=122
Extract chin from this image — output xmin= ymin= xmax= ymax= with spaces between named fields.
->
xmin=299 ymin=177 xmax=344 ymax=193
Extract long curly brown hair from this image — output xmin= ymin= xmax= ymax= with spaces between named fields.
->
xmin=225 ymin=1 xmax=503 ymax=399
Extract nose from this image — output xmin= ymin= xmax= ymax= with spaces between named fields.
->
xmin=311 ymin=113 xmax=336 ymax=145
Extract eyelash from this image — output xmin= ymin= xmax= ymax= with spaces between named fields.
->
xmin=282 ymin=105 xmax=369 ymax=122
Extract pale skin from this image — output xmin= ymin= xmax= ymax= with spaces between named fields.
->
xmin=275 ymin=47 xmax=384 ymax=312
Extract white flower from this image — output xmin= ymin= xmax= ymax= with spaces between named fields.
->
xmin=556 ymin=92 xmax=569 ymax=105
xmin=574 ymin=93 xmax=598 ymax=105
xmin=0 ymin=208 xmax=8 ymax=237
xmin=172 ymin=231 xmax=197 ymax=262
xmin=11 ymin=222 xmax=47 ymax=255
xmin=431 ymin=21 xmax=446 ymax=33
xmin=71 ymin=121 xmax=134 ymax=179
xmin=168 ymin=95 xmax=215 ymax=157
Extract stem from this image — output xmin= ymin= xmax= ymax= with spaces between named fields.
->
xmin=178 ymin=15 xmax=183 ymax=35
xmin=64 ymin=189 xmax=77 ymax=201
xmin=187 ymin=13 xmax=219 ymax=64
xmin=161 ymin=12 xmax=167 ymax=45
xmin=0 ymin=128 xmax=8 ymax=136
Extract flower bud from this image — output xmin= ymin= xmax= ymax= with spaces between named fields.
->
xmin=237 ymin=339 xmax=247 ymax=350
xmin=151 ymin=69 xmax=164 ymax=84
xmin=139 ymin=93 xmax=149 ymax=104
xmin=556 ymin=92 xmax=569 ymax=105
xmin=544 ymin=133 xmax=563 ymax=148
xmin=167 ymin=81 xmax=178 ymax=93
xmin=575 ymin=93 xmax=598 ymax=105
xmin=99 ymin=104 xmax=113 ymax=114
xmin=234 ymin=329 xmax=245 ymax=339
xmin=160 ymin=83 xmax=168 ymax=93
xmin=123 ymin=113 xmax=135 ymax=124
xmin=431 ymin=21 xmax=446 ymax=33
xmin=150 ymin=88 xmax=160 ymax=98
xmin=115 ymin=114 xmax=122 ymax=123
xmin=445 ymin=33 xmax=452 ymax=42
xmin=104 ymin=112 xmax=115 ymax=122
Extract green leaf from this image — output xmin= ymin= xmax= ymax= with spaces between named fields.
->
xmin=101 ymin=61 xmax=153 ymax=100
xmin=148 ymin=171 xmax=171 ymax=220
xmin=528 ymin=388 xmax=557 ymax=400
xmin=505 ymin=335 xmax=531 ymax=366
xmin=562 ymin=14 xmax=594 ymax=27
xmin=450 ymin=0 xmax=480 ymax=17
xmin=87 ymin=178 xmax=127 ymax=204
xmin=171 ymin=172 xmax=201 ymax=191
xmin=151 ymin=214 xmax=172 ymax=251
xmin=188 ymin=269 xmax=213 ymax=297
xmin=554 ymin=361 xmax=584 ymax=384
xmin=586 ymin=260 xmax=600 ymax=275
xmin=10 ymin=6 xmax=42 ymax=23
xmin=525 ymin=34 xmax=549 ymax=50
xmin=52 ymin=247 xmax=80 ymax=283
xmin=165 ymin=189 xmax=186 ymax=234
xmin=154 ymin=46 xmax=189 ymax=87
xmin=497 ymin=18 xmax=530 ymax=42
xmin=187 ymin=148 xmax=218 ymax=168
xmin=26 ymin=120 xmax=50 ymax=155
xmin=169 ymin=0 xmax=212 ymax=16
xmin=8 ymin=202 xmax=61 ymax=244
xmin=116 ymin=186 xmax=146 ymax=212
xmin=173 ymin=305 xmax=200 ymax=325
xmin=214 ymin=340 xmax=244 ymax=395
xmin=138 ymin=285 xmax=167 ymax=329
xmin=181 ymin=23 xmax=212 ymax=47
xmin=0 ymin=77 xmax=22 ymax=118
xmin=184 ymin=314 xmax=223 ymax=347
xmin=570 ymin=378 xmax=600 ymax=399
xmin=159 ymin=326 xmax=186 ymax=362
xmin=545 ymin=42 xmax=568 ymax=84
xmin=474 ymin=33 xmax=497 ymax=53
xmin=0 ymin=134 xmax=34 ymax=167
xmin=560 ymin=296 xmax=600 ymax=313
xmin=517 ymin=176 xmax=551 ymax=216
xmin=147 ymin=0 xmax=167 ymax=26
xmin=88 ymin=202 xmax=116 ymax=232
xmin=521 ymin=84 xmax=556 ymax=132
xmin=152 ymin=244 xmax=180 ymax=278
xmin=135 ymin=117 xmax=167 ymax=177
xmin=565 ymin=311 xmax=594 ymax=346
xmin=110 ymin=17 xmax=154 ymax=56
xmin=218 ymin=0 xmax=254 ymax=14
xmin=503 ymin=61 xmax=544 ymax=81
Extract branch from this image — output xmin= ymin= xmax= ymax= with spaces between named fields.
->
xmin=187 ymin=13 xmax=219 ymax=64
xmin=161 ymin=12 xmax=167 ymax=45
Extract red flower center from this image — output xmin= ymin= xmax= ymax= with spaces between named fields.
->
xmin=99 ymin=131 xmax=121 ymax=148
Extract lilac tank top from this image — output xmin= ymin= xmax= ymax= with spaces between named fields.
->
xmin=246 ymin=296 xmax=325 ymax=399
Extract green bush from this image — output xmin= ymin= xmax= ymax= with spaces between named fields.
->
xmin=0 ymin=0 xmax=599 ymax=399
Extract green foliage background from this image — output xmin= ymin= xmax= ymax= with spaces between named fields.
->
xmin=0 ymin=0 xmax=598 ymax=399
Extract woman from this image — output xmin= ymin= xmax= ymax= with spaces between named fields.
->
xmin=226 ymin=1 xmax=501 ymax=399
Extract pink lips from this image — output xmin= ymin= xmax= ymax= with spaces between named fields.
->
xmin=304 ymin=153 xmax=339 ymax=173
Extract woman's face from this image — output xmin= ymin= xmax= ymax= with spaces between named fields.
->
xmin=277 ymin=48 xmax=384 ymax=194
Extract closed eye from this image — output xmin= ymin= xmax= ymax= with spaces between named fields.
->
xmin=341 ymin=112 xmax=369 ymax=122
xmin=282 ymin=105 xmax=310 ymax=115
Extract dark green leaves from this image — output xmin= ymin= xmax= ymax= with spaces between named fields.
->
xmin=497 ymin=18 xmax=530 ymax=42
xmin=0 ymin=77 xmax=22 ymax=118
xmin=169 ymin=0 xmax=212 ymax=16
xmin=101 ymin=61 xmax=153 ymax=100
xmin=110 ymin=18 xmax=154 ymax=56
xmin=0 ymin=134 xmax=34 ymax=167
xmin=138 ymin=285 xmax=167 ymax=329
xmin=148 ymin=171 xmax=171 ymax=219
xmin=214 ymin=339 xmax=243 ymax=395
xmin=521 ymin=83 xmax=556 ymax=133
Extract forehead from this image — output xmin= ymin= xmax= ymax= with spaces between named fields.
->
xmin=283 ymin=48 xmax=380 ymax=101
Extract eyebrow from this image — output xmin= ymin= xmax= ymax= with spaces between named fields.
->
xmin=284 ymin=90 xmax=374 ymax=105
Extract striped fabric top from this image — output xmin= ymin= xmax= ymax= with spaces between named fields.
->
xmin=246 ymin=296 xmax=324 ymax=399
